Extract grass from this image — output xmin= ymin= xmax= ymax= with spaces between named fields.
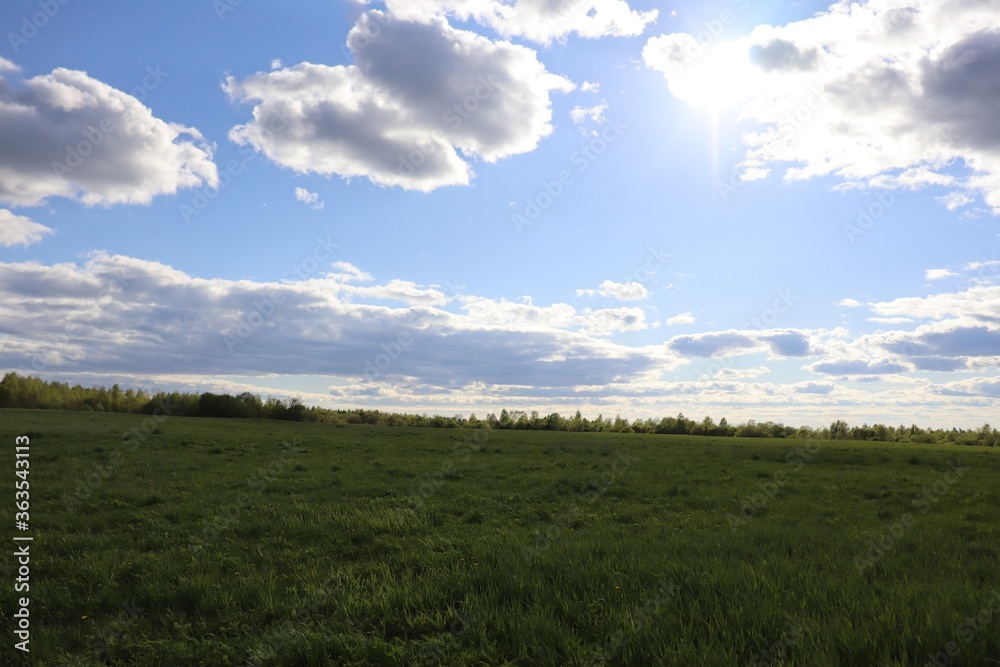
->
xmin=1 ymin=409 xmax=999 ymax=666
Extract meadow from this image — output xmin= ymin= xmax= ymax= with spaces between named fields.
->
xmin=1 ymin=409 xmax=999 ymax=666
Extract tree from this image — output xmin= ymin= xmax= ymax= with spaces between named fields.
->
xmin=545 ymin=412 xmax=563 ymax=431
xmin=830 ymin=420 xmax=849 ymax=440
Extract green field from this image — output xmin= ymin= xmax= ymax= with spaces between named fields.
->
xmin=2 ymin=409 xmax=999 ymax=666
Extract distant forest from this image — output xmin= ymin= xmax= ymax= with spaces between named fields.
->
xmin=1 ymin=372 xmax=996 ymax=446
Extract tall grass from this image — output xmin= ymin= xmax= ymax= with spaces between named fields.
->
xmin=1 ymin=410 xmax=998 ymax=665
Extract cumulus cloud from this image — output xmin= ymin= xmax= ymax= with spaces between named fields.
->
xmin=965 ymin=260 xmax=1000 ymax=272
xmin=575 ymin=280 xmax=648 ymax=301
xmin=747 ymin=38 xmax=819 ymax=72
xmin=666 ymin=311 xmax=695 ymax=326
xmin=0 ymin=210 xmax=53 ymax=247
xmin=643 ymin=0 xmax=1000 ymax=213
xmin=225 ymin=11 xmax=573 ymax=192
xmin=938 ymin=191 xmax=975 ymax=211
xmin=808 ymin=359 xmax=910 ymax=376
xmin=0 ymin=254 xmax=671 ymax=390
xmin=669 ymin=328 xmax=814 ymax=358
xmin=0 ymin=65 xmax=217 ymax=207
xmin=294 ymin=187 xmax=325 ymax=210
xmin=457 ymin=295 xmax=648 ymax=336
xmin=934 ymin=377 xmax=1000 ymax=398
xmin=925 ymin=268 xmax=956 ymax=280
xmin=715 ymin=366 xmax=770 ymax=380
xmin=761 ymin=331 xmax=812 ymax=357
xmin=886 ymin=323 xmax=1000 ymax=360
xmin=868 ymin=285 xmax=1000 ymax=323
xmin=794 ymin=382 xmax=835 ymax=395
xmin=797 ymin=281 xmax=1000 ymax=382
xmin=327 ymin=261 xmax=373 ymax=283
xmin=3 ymin=252 xmax=995 ymax=425
xmin=571 ymin=103 xmax=608 ymax=125
xmin=839 ymin=298 xmax=863 ymax=308
xmin=381 ymin=0 xmax=658 ymax=44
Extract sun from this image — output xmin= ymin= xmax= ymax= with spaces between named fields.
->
xmin=686 ymin=43 xmax=758 ymax=114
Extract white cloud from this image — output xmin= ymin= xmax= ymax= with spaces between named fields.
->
xmin=0 ymin=57 xmax=19 ymax=74
xmin=346 ymin=279 xmax=450 ymax=306
xmin=599 ymin=280 xmax=647 ymax=301
xmin=225 ymin=12 xmax=573 ymax=193
xmin=925 ymin=268 xmax=956 ymax=281
xmin=643 ymin=0 xmax=1000 ymax=213
xmin=4 ymin=253 xmax=996 ymax=427
xmin=457 ymin=295 xmax=649 ymax=336
xmin=575 ymin=280 xmax=648 ymax=301
xmin=294 ymin=187 xmax=325 ymax=210
xmin=669 ymin=328 xmax=816 ymax=359
xmin=0 ymin=210 xmax=54 ymax=247
xmin=382 ymin=0 xmax=658 ymax=44
xmin=0 ymin=65 xmax=217 ymax=207
xmin=580 ymin=81 xmax=600 ymax=93
xmin=839 ymin=298 xmax=863 ymax=308
xmin=934 ymin=377 xmax=1000 ymax=398
xmin=714 ymin=366 xmax=770 ymax=380
xmin=327 ymin=261 xmax=372 ymax=283
xmin=869 ymin=285 xmax=1000 ymax=322
xmin=571 ymin=103 xmax=608 ymax=125
xmin=965 ymin=260 xmax=1000 ymax=272
xmin=0 ymin=254 xmax=672 ymax=389
xmin=666 ymin=311 xmax=696 ymax=326
xmin=807 ymin=358 xmax=909 ymax=376
xmin=937 ymin=190 xmax=974 ymax=211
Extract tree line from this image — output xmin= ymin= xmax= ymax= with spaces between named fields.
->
xmin=0 ymin=372 xmax=995 ymax=446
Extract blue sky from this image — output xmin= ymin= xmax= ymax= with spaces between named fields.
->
xmin=1 ymin=0 xmax=998 ymax=427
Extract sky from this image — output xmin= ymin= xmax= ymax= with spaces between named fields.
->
xmin=0 ymin=0 xmax=998 ymax=428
